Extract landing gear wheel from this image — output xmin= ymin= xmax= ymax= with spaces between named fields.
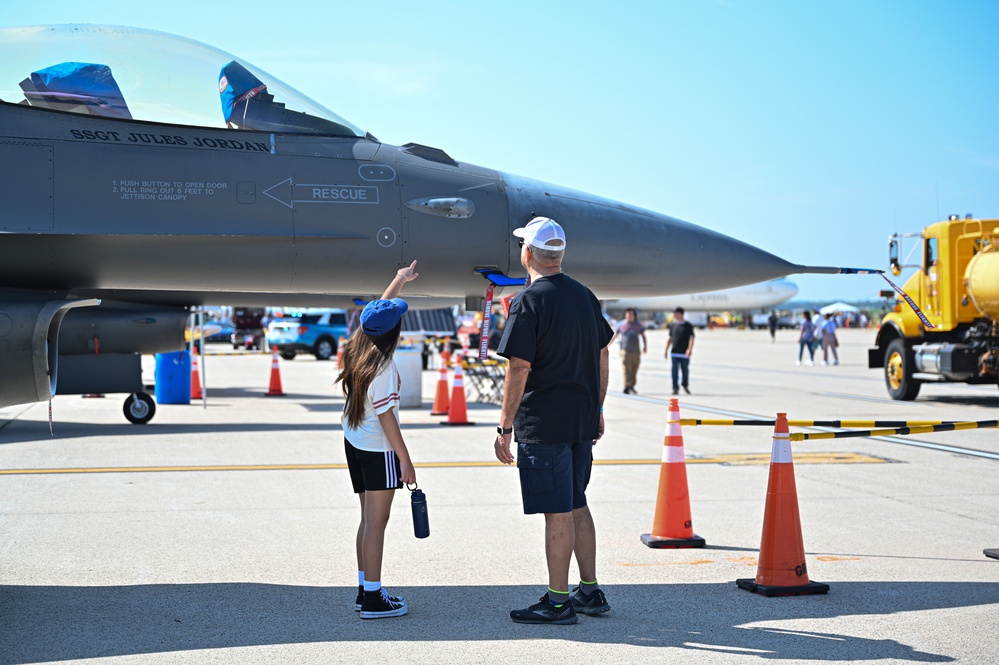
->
xmin=123 ymin=392 xmax=156 ymax=424
xmin=884 ymin=339 xmax=920 ymax=401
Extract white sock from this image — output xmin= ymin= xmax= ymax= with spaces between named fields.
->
xmin=358 ymin=571 xmax=365 ymax=586
xmin=363 ymin=580 xmax=381 ymax=593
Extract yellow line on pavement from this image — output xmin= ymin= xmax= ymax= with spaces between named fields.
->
xmin=0 ymin=452 xmax=886 ymax=476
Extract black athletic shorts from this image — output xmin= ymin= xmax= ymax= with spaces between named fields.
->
xmin=517 ymin=440 xmax=593 ymax=514
xmin=345 ymin=438 xmax=403 ymax=493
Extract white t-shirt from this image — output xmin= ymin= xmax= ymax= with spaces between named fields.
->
xmin=342 ymin=361 xmax=401 ymax=452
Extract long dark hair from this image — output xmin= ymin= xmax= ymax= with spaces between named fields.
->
xmin=336 ymin=322 xmax=402 ymax=429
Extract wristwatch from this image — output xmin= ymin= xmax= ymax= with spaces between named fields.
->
xmin=497 ymin=426 xmax=513 ymax=435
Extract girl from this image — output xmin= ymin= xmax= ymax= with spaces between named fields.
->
xmin=821 ymin=312 xmax=839 ymax=365
xmin=336 ymin=260 xmax=418 ymax=619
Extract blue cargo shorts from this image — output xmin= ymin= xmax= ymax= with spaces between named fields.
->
xmin=517 ymin=440 xmax=593 ymax=515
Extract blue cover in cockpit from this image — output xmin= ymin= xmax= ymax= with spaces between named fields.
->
xmin=28 ymin=62 xmax=131 ymax=118
xmin=219 ymin=60 xmax=267 ymax=123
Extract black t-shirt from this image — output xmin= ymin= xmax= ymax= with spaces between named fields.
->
xmin=497 ymin=273 xmax=614 ymax=444
xmin=668 ymin=320 xmax=695 ymax=355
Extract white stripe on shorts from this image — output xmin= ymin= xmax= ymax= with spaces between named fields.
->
xmin=384 ymin=451 xmax=398 ymax=487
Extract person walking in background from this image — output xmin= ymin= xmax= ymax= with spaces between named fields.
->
xmin=821 ymin=312 xmax=839 ymax=365
xmin=797 ymin=310 xmax=816 ymax=366
xmin=494 ymin=216 xmax=614 ymax=625
xmin=336 ymin=261 xmax=419 ymax=620
xmin=665 ymin=307 xmax=695 ymax=395
xmin=767 ymin=310 xmax=779 ymax=343
xmin=812 ymin=310 xmax=823 ymax=354
xmin=610 ymin=307 xmax=647 ymax=394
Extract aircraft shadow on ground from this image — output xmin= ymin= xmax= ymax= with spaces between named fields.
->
xmin=0 ymin=421 xmax=344 ymax=444
xmin=0 ymin=414 xmax=494 ymax=444
xmin=188 ymin=387 xmax=336 ymax=400
xmin=1 ymin=581 xmax=985 ymax=663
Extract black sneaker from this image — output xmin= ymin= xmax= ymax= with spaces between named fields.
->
xmin=359 ymin=589 xmax=407 ymax=619
xmin=571 ymin=587 xmax=610 ymax=615
xmin=510 ymin=593 xmax=578 ymax=625
xmin=355 ymin=585 xmax=406 ymax=611
xmin=682 ymin=386 xmax=691 ymax=395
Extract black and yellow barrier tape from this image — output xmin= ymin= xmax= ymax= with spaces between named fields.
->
xmin=674 ymin=419 xmax=956 ymax=428
xmin=788 ymin=420 xmax=998 ymax=441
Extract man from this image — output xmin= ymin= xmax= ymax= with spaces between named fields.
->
xmin=610 ymin=308 xmax=647 ymax=394
xmin=665 ymin=307 xmax=695 ymax=395
xmin=494 ymin=216 xmax=613 ymax=625
xmin=767 ymin=310 xmax=779 ymax=343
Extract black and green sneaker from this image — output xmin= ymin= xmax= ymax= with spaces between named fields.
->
xmin=571 ymin=586 xmax=610 ymax=615
xmin=510 ymin=593 xmax=578 ymax=625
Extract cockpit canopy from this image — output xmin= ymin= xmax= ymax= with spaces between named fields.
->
xmin=0 ymin=25 xmax=364 ymax=137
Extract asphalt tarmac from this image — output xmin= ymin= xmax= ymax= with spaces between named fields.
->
xmin=2 ymin=327 xmax=997 ymax=664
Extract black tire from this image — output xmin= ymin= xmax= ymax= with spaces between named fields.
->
xmin=314 ymin=337 xmax=335 ymax=361
xmin=123 ymin=392 xmax=156 ymax=424
xmin=280 ymin=350 xmax=297 ymax=360
xmin=884 ymin=338 xmax=921 ymax=400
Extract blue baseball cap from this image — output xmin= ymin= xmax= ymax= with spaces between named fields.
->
xmin=360 ymin=298 xmax=409 ymax=335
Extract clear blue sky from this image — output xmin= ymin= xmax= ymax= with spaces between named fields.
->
xmin=5 ymin=1 xmax=997 ymax=302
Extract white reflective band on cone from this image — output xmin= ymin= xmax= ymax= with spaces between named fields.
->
xmin=771 ymin=433 xmax=793 ymax=463
xmin=661 ymin=445 xmax=686 ymax=464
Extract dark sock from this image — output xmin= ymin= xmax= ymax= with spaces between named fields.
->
xmin=547 ymin=587 xmax=570 ymax=607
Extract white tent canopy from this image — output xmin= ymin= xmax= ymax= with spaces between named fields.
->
xmin=819 ymin=301 xmax=860 ymax=314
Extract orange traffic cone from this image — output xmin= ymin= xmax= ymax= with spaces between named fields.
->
xmin=336 ymin=336 xmax=346 ymax=369
xmin=430 ymin=363 xmax=450 ymax=415
xmin=737 ymin=413 xmax=829 ymax=596
xmin=441 ymin=354 xmax=474 ymax=426
xmin=641 ymin=398 xmax=705 ymax=548
xmin=190 ymin=348 xmax=203 ymax=400
xmin=265 ymin=347 xmax=286 ymax=397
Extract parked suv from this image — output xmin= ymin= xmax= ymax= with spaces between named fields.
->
xmin=266 ymin=309 xmax=349 ymax=360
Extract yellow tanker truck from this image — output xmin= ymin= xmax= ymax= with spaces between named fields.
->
xmin=869 ymin=216 xmax=999 ymax=400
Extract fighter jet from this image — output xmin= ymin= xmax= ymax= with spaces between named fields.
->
xmin=0 ymin=25 xmax=839 ymax=417
xmin=606 ymin=277 xmax=799 ymax=314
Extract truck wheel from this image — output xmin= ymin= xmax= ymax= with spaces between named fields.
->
xmin=885 ymin=339 xmax=921 ymax=401
xmin=123 ymin=392 xmax=156 ymax=424
xmin=314 ymin=337 xmax=335 ymax=361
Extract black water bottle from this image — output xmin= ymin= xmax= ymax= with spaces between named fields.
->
xmin=409 ymin=483 xmax=430 ymax=539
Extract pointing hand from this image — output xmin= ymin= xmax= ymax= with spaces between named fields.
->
xmin=397 ymin=260 xmax=419 ymax=281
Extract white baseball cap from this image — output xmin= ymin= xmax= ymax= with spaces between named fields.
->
xmin=512 ymin=216 xmax=566 ymax=251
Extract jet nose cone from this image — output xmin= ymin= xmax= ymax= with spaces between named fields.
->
xmin=502 ymin=174 xmax=796 ymax=298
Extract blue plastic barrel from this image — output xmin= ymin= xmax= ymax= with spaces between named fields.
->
xmin=155 ymin=350 xmax=191 ymax=405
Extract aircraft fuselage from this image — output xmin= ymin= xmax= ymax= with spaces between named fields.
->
xmin=0 ymin=102 xmax=800 ymax=306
